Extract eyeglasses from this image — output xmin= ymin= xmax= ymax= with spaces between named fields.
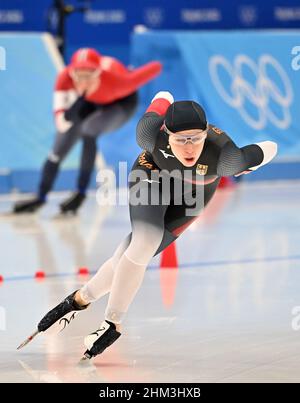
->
xmin=70 ymin=68 xmax=101 ymax=82
xmin=166 ymin=128 xmax=208 ymax=146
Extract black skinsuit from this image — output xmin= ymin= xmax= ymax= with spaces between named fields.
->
xmin=126 ymin=111 xmax=264 ymax=255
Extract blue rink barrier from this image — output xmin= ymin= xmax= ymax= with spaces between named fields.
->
xmin=0 ymin=32 xmax=91 ymax=194
xmin=131 ymin=30 xmax=300 ymax=181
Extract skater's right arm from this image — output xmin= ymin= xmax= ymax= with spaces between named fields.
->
xmin=53 ymin=69 xmax=98 ymax=132
xmin=53 ymin=69 xmax=77 ymax=133
xmin=136 ymin=91 xmax=174 ymax=153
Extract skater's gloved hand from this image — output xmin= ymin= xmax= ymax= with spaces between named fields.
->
xmin=151 ymin=91 xmax=174 ymax=104
xmin=234 ymin=141 xmax=278 ymax=177
xmin=55 ymin=112 xmax=73 ymax=133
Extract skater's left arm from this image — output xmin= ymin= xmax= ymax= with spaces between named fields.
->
xmin=216 ymin=132 xmax=278 ymax=177
xmin=111 ymin=61 xmax=162 ymax=100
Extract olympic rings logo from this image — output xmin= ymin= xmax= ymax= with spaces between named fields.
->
xmin=209 ymin=54 xmax=293 ymax=130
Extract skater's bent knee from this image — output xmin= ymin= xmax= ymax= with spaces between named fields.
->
xmin=48 ymin=152 xmax=61 ymax=164
xmin=125 ymin=232 xmax=164 ymax=265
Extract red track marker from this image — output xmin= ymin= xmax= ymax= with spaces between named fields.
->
xmin=78 ymin=267 xmax=90 ymax=275
xmin=160 ymin=242 xmax=178 ymax=269
xmin=218 ymin=176 xmax=235 ymax=188
xmin=35 ymin=271 xmax=45 ymax=279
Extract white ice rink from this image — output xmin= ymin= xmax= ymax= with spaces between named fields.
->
xmin=0 ymin=180 xmax=300 ymax=383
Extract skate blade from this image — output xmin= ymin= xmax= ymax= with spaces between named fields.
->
xmin=17 ymin=330 xmax=39 ymax=350
xmin=0 ymin=211 xmax=15 ymax=218
xmin=79 ymin=351 xmax=92 ymax=364
xmin=0 ymin=211 xmax=38 ymax=219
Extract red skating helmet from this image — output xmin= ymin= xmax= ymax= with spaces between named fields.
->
xmin=70 ymin=48 xmax=101 ymax=70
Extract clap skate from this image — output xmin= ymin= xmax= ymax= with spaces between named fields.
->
xmin=80 ymin=320 xmax=121 ymax=361
xmin=17 ymin=290 xmax=89 ymax=350
xmin=59 ymin=192 xmax=86 ymax=215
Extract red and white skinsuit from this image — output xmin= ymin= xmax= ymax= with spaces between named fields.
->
xmin=53 ymin=55 xmax=162 ymax=133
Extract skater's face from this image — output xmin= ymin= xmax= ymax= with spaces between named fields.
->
xmin=70 ymin=68 xmax=101 ymax=96
xmin=168 ymin=128 xmax=207 ymax=167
